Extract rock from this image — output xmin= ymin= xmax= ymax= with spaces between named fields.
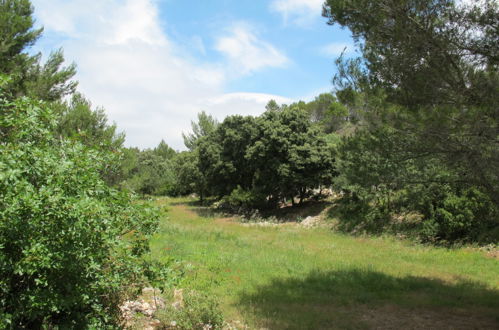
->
xmin=120 ymin=288 xmax=167 ymax=329
xmin=172 ymin=288 xmax=184 ymax=309
xmin=301 ymin=216 xmax=320 ymax=228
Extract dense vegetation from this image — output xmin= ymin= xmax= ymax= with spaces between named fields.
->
xmin=0 ymin=0 xmax=497 ymax=328
xmin=0 ymin=0 xmax=160 ymax=327
xmin=124 ymin=0 xmax=498 ymax=244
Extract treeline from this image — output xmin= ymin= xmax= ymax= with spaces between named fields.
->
xmin=121 ymin=0 xmax=499 ymax=245
xmin=1 ymin=1 xmax=161 ymax=327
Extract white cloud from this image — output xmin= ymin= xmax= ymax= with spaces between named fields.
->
xmin=320 ymin=42 xmax=354 ymax=57
xmin=270 ymin=0 xmax=324 ymax=26
xmin=215 ymin=23 xmax=290 ymax=76
xmin=31 ymin=0 xmax=290 ymax=150
xmin=206 ymin=92 xmax=293 ymax=117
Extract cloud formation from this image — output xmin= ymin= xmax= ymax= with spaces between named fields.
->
xmin=215 ymin=23 xmax=290 ymax=76
xmin=32 ymin=0 xmax=292 ymax=150
xmin=270 ymin=0 xmax=324 ymax=26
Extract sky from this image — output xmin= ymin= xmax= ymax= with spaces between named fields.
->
xmin=30 ymin=0 xmax=356 ymax=150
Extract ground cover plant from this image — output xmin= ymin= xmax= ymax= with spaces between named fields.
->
xmin=150 ymin=197 xmax=499 ymax=329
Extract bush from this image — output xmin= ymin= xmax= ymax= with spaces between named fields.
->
xmin=0 ymin=93 xmax=159 ymax=327
xmin=412 ymin=185 xmax=499 ymax=243
xmin=215 ymin=186 xmax=266 ymax=215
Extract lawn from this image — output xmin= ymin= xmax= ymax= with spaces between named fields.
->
xmin=150 ymin=197 xmax=499 ymax=329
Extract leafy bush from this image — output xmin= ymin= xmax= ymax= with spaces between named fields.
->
xmin=0 ymin=91 xmax=159 ymax=327
xmin=214 ymin=186 xmax=267 ymax=215
xmin=156 ymin=290 xmax=224 ymax=329
xmin=410 ymin=185 xmax=499 ymax=243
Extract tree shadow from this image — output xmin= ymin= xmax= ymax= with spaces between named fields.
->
xmin=187 ymin=205 xmax=224 ymax=219
xmin=260 ymin=201 xmax=333 ymax=223
xmin=237 ymin=269 xmax=499 ymax=329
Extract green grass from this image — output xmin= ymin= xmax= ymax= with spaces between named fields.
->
xmin=150 ymin=197 xmax=499 ymax=329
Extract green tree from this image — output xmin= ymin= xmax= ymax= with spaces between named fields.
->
xmin=197 ymin=115 xmax=257 ymax=199
xmin=248 ymin=107 xmax=335 ymax=205
xmin=265 ymin=99 xmax=281 ymax=112
xmin=182 ymin=111 xmax=219 ymax=150
xmin=323 ymin=0 xmax=499 ymax=203
xmin=0 ymin=0 xmax=76 ymax=101
xmin=55 ymin=93 xmax=124 ymax=152
xmin=25 ymin=49 xmax=77 ymax=101
xmin=171 ymin=151 xmax=206 ymax=197
xmin=120 ymin=141 xmax=178 ymax=196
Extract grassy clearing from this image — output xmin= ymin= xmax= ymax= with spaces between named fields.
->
xmin=150 ymin=197 xmax=499 ymax=329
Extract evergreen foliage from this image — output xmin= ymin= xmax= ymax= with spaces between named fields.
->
xmin=322 ymin=0 xmax=499 ymax=243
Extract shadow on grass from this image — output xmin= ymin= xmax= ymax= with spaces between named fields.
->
xmin=237 ymin=269 xmax=499 ymax=329
xmin=172 ymin=198 xmax=334 ymax=222
xmin=169 ymin=198 xmax=227 ymax=219
xmin=260 ymin=201 xmax=333 ymax=223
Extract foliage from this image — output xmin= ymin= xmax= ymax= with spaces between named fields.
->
xmin=194 ymin=108 xmax=335 ymax=208
xmin=0 ymin=90 xmax=160 ymax=328
xmin=322 ymin=0 xmax=499 ymax=243
xmin=121 ymin=142 xmax=177 ymax=196
xmin=170 ymin=151 xmax=205 ymax=197
xmin=247 ymin=107 xmax=335 ymax=205
xmin=323 ymin=0 xmax=499 ymax=203
xmin=182 ymin=111 xmax=219 ymax=151
xmin=198 ymin=115 xmax=257 ymax=199
xmin=0 ymin=0 xmax=76 ymax=101
xmin=54 ymin=93 xmax=125 ymax=152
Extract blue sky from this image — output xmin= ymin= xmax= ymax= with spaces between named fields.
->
xmin=31 ymin=0 xmax=356 ymax=150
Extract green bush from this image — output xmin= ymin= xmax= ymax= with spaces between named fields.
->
xmin=0 ymin=92 xmax=159 ymax=327
xmin=413 ymin=185 xmax=499 ymax=243
xmin=216 ymin=186 xmax=267 ymax=215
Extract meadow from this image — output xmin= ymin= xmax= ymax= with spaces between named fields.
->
xmin=150 ymin=197 xmax=499 ymax=329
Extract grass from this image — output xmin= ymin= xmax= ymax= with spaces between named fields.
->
xmin=150 ymin=197 xmax=499 ymax=329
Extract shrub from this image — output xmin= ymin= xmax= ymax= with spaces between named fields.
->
xmin=215 ymin=186 xmax=266 ymax=215
xmin=0 ymin=91 xmax=159 ymax=327
xmin=414 ymin=185 xmax=499 ymax=243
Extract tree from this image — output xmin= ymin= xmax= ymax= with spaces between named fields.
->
xmin=25 ymin=48 xmax=77 ymax=101
xmin=182 ymin=111 xmax=219 ymax=150
xmin=0 ymin=0 xmax=76 ymax=101
xmin=197 ymin=115 xmax=257 ymax=198
xmin=248 ymin=107 xmax=335 ymax=205
xmin=55 ymin=93 xmax=125 ymax=152
xmin=0 ymin=0 xmax=42 ymax=77
xmin=305 ymin=93 xmax=350 ymax=133
xmin=265 ymin=99 xmax=281 ymax=112
xmin=323 ymin=0 xmax=499 ymax=203
xmin=118 ymin=140 xmax=178 ymax=196
xmin=171 ymin=151 xmax=205 ymax=197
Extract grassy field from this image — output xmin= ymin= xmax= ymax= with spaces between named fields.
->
xmin=150 ymin=197 xmax=499 ymax=329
